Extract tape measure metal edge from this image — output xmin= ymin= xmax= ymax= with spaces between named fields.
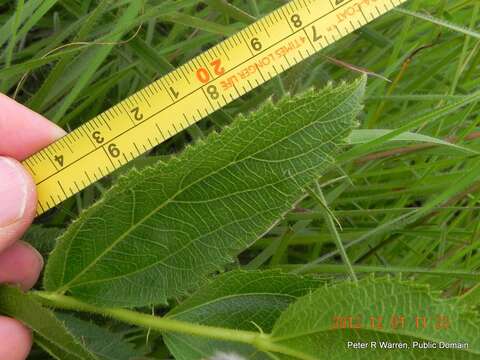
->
xmin=23 ymin=0 xmax=407 ymax=216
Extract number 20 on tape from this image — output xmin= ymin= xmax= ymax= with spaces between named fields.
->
xmin=23 ymin=0 xmax=407 ymax=215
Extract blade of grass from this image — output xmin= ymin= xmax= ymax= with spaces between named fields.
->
xmin=306 ymin=184 xmax=358 ymax=283
xmin=395 ymin=7 xmax=480 ymax=39
xmin=53 ymin=1 xmax=142 ymax=124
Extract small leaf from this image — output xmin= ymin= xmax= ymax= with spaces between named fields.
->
xmin=57 ymin=314 xmax=144 ymax=360
xmin=45 ymin=78 xmax=365 ymax=307
xmin=164 ymin=270 xmax=322 ymax=360
xmin=0 ymin=286 xmax=97 ymax=360
xmin=270 ymin=277 xmax=480 ymax=359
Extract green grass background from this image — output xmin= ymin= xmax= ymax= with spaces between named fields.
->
xmin=1 ymin=0 xmax=480 ymax=358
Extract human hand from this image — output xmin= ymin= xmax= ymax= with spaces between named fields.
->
xmin=0 ymin=94 xmax=65 ymax=359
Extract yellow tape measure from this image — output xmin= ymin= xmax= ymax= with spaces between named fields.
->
xmin=24 ymin=0 xmax=407 ymax=216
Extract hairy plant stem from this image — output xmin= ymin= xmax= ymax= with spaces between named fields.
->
xmin=32 ymin=291 xmax=314 ymax=360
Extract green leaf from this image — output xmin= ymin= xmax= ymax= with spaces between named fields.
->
xmin=27 ymin=0 xmax=111 ymax=112
xmin=0 ymin=0 xmax=59 ymax=50
xmin=53 ymin=1 xmax=142 ymax=123
xmin=164 ymin=270 xmax=322 ymax=360
xmin=56 ymin=313 xmax=144 ymax=360
xmin=340 ymin=89 xmax=480 ymax=161
xmin=0 ymin=286 xmax=97 ymax=360
xmin=394 ymin=7 xmax=480 ymax=39
xmin=348 ymin=129 xmax=479 ymax=155
xmin=162 ymin=13 xmax=240 ymax=36
xmin=270 ymin=277 xmax=480 ymax=359
xmin=45 ymin=78 xmax=366 ymax=307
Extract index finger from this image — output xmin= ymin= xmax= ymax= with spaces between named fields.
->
xmin=0 ymin=94 xmax=66 ymax=250
xmin=0 ymin=93 xmax=66 ymax=160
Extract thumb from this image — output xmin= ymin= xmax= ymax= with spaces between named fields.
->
xmin=0 ymin=157 xmax=36 ymax=252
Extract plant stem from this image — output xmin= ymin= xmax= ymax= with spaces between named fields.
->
xmin=32 ymin=291 xmax=314 ymax=360
xmin=307 ymin=185 xmax=358 ymax=283
xmin=34 ymin=291 xmax=260 ymax=343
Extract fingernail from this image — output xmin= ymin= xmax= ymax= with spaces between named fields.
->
xmin=51 ymin=124 xmax=67 ymax=140
xmin=0 ymin=157 xmax=27 ymax=228
xmin=19 ymin=241 xmax=44 ymax=269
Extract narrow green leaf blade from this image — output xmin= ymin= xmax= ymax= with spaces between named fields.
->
xmin=0 ymin=286 xmax=97 ymax=360
xmin=271 ymin=277 xmax=480 ymax=359
xmin=394 ymin=7 xmax=480 ymax=39
xmin=53 ymin=1 xmax=142 ymax=123
xmin=165 ymin=270 xmax=322 ymax=360
xmin=348 ymin=129 xmax=479 ymax=155
xmin=45 ymin=78 xmax=366 ymax=307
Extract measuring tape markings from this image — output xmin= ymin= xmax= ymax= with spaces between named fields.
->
xmin=23 ymin=0 xmax=407 ymax=215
